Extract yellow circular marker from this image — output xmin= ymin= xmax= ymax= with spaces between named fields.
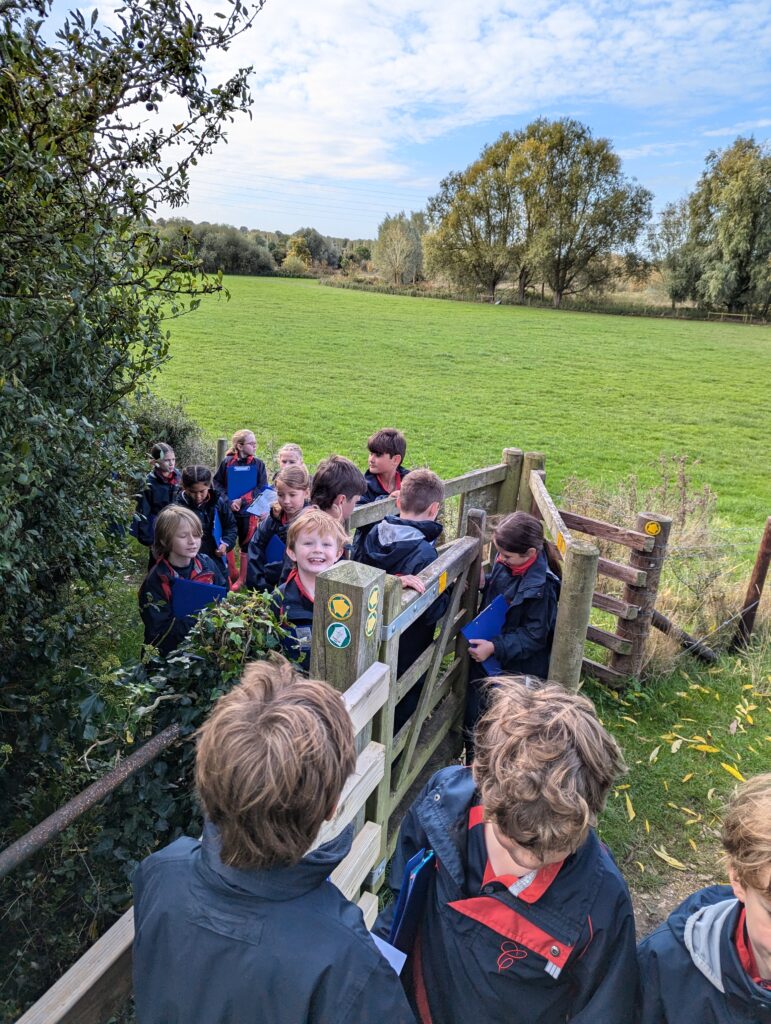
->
xmin=644 ymin=522 xmax=662 ymax=537
xmin=328 ymin=594 xmax=353 ymax=621
xmin=365 ymin=611 xmax=378 ymax=638
xmin=367 ymin=588 xmax=380 ymax=613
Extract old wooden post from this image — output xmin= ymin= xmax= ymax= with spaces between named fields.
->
xmin=364 ymin=575 xmax=402 ymax=890
xmin=548 ymin=539 xmax=599 ymax=690
xmin=731 ymin=516 xmax=771 ymax=650
xmin=610 ymin=512 xmax=673 ymax=679
xmin=451 ymin=508 xmax=486 ymax=754
xmin=310 ymin=561 xmax=386 ymax=690
xmin=516 ymin=451 xmax=545 ymax=515
xmin=497 ymin=448 xmax=524 ymax=515
xmin=216 ymin=437 xmax=227 ymax=466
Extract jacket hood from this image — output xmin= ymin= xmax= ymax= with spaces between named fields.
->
xmin=683 ymin=896 xmax=738 ymax=993
xmin=363 ymin=515 xmax=442 ymax=572
xmin=199 ymin=819 xmax=354 ymax=901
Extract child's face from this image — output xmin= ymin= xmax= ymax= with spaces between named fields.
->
xmin=730 ymin=867 xmax=771 ymax=972
xmin=279 ymin=450 xmax=302 ymax=469
xmin=185 ymin=482 xmax=210 ymax=507
xmin=497 ymin=546 xmax=537 ymax=569
xmin=277 ymin=484 xmax=307 ymax=518
xmin=491 ymin=821 xmax=572 ymax=874
xmin=289 ymin=528 xmax=342 ymax=576
xmin=238 ymin=434 xmax=257 ymax=458
xmin=170 ymin=522 xmax=201 ymax=562
xmin=157 ymin=452 xmax=176 ymax=474
xmin=368 ymin=449 xmax=401 ymax=477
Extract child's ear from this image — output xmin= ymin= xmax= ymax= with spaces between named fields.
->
xmin=428 ymin=500 xmax=440 ymax=519
xmin=287 ymin=547 xmax=297 ymax=564
xmin=728 ymin=864 xmax=748 ymax=904
xmin=393 ymin=452 xmax=402 ymax=468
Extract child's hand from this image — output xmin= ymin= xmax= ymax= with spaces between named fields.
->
xmin=216 ymin=542 xmax=227 ymax=557
xmin=399 ymin=574 xmax=425 ymax=593
xmin=468 ymin=638 xmax=495 ymax=662
xmin=230 ymin=499 xmax=241 ymax=513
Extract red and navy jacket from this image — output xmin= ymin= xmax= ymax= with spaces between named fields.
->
xmin=132 ymin=468 xmax=182 ymax=547
xmin=375 ymin=765 xmax=638 ymax=1024
xmin=245 ymin=502 xmax=310 ymax=592
xmin=637 ymin=885 xmax=771 ymax=1023
xmin=138 ymin=554 xmax=222 ymax=657
xmin=175 ymin=491 xmax=237 ymax=562
xmin=274 ymin=570 xmax=314 ymax=672
xmin=212 ymin=454 xmax=268 ymax=516
xmin=133 ymin=821 xmax=416 ymax=1024
xmin=481 ymin=550 xmax=560 ymax=678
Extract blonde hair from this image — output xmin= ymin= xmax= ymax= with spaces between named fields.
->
xmin=228 ymin=429 xmax=255 ymax=456
xmin=196 ymin=658 xmax=356 ymax=869
xmin=151 ymin=505 xmax=202 ymax=561
xmin=721 ymin=773 xmax=771 ymax=896
xmin=473 ymin=679 xmax=626 ymax=858
xmin=287 ymin=508 xmax=348 ymax=552
xmin=273 ymin=464 xmax=311 ymax=517
xmin=278 ymin=443 xmax=304 ymax=463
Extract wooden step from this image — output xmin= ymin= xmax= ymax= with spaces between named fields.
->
xmin=597 ymin=556 xmax=647 ymax=588
xmin=582 ymin=658 xmax=627 ymax=688
xmin=586 ymin=625 xmax=633 ymax=655
xmin=592 ymin=591 xmax=639 ymax=620
xmin=559 ymin=510 xmax=655 ymax=552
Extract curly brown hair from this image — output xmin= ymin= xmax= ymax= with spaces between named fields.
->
xmin=472 ymin=678 xmax=626 ymax=858
xmin=721 ymin=773 xmax=771 ymax=896
xmin=195 ymin=658 xmax=356 ymax=870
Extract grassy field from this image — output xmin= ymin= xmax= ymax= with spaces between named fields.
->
xmin=156 ymin=277 xmax=770 ymax=538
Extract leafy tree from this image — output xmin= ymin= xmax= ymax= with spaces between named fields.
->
xmin=648 ymin=199 xmax=700 ymax=309
xmin=374 ymin=212 xmax=422 ymax=286
xmin=287 ymin=234 xmax=313 ymax=266
xmin=689 ymin=138 xmax=771 ymax=315
xmin=293 ymin=226 xmax=339 ymax=267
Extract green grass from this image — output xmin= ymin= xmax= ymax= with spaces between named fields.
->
xmin=156 ymin=277 xmax=770 ymax=537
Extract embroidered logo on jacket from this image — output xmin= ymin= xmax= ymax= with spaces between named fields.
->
xmin=497 ymin=941 xmax=528 ymax=972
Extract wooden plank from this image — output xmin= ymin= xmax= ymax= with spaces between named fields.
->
xmin=597 ymin=556 xmax=647 ymax=588
xmin=357 ymin=892 xmax=379 ymax=929
xmin=548 ymin=540 xmax=599 ymax=690
xmin=395 ymin=611 xmax=464 ymax=702
xmin=343 ymin=662 xmax=390 ymax=737
xmin=582 ymin=658 xmax=628 ymax=688
xmin=463 ymin=483 xmax=500 ymax=517
xmin=496 ymin=448 xmax=523 ymax=515
xmin=330 ymin=821 xmax=381 ymax=900
xmin=314 ymin=741 xmax=384 ymax=849
xmin=592 ymin=591 xmax=639 ymax=620
xmin=529 ymin=470 xmax=572 ymax=556
xmin=16 ymin=908 xmax=134 ymax=1024
xmin=559 ymin=510 xmax=655 ymax=552
xmin=586 ymin=625 xmax=633 ymax=655
xmin=517 ymin=452 xmax=545 ymax=514
xmin=310 ymin=561 xmax=386 ymax=687
xmin=391 ymin=659 xmax=463 ymax=760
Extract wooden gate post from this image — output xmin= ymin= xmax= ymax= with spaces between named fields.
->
xmin=497 ymin=448 xmax=524 ymax=515
xmin=731 ymin=516 xmax=771 ymax=650
xmin=548 ymin=539 xmax=599 ymax=691
xmin=610 ymin=512 xmax=672 ymax=679
xmin=516 ymin=451 xmax=545 ymax=515
xmin=451 ymin=508 xmax=486 ymax=754
xmin=216 ymin=437 xmax=227 ymax=466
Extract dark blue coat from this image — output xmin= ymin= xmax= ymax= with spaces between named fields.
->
xmin=351 ymin=466 xmax=410 ymax=560
xmin=246 ymin=503 xmax=309 ymax=592
xmin=482 ymin=551 xmax=560 ymax=678
xmin=138 ymin=554 xmax=223 ymax=656
xmin=213 ymin=455 xmax=268 ymax=546
xmin=637 ymin=885 xmax=771 ymax=1023
xmin=360 ymin=516 xmax=449 ymax=684
xmin=175 ymin=491 xmax=237 ymax=562
xmin=275 ymin=571 xmax=314 ymax=671
xmin=375 ymin=765 xmax=638 ymax=1024
xmin=132 ymin=822 xmax=415 ymax=1024
xmin=132 ymin=468 xmax=182 ymax=547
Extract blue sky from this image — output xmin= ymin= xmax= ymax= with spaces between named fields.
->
xmin=52 ymin=0 xmax=771 ymax=239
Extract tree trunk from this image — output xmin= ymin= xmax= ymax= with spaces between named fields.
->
xmin=553 ymin=290 xmax=562 ymax=308
xmin=517 ymin=268 xmax=527 ymax=303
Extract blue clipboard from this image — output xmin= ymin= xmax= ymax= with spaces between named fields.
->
xmin=227 ymin=463 xmax=258 ymax=501
xmin=389 ymin=847 xmax=435 ymax=954
xmin=265 ymin=533 xmax=286 ymax=564
xmin=171 ymin=577 xmax=227 ymax=618
xmin=212 ymin=509 xmax=227 ymax=565
xmin=461 ymin=594 xmax=508 ymax=676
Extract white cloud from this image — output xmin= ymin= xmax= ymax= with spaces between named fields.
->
xmin=703 ymin=118 xmax=771 ymax=137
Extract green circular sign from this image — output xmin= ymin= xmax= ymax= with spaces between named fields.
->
xmin=326 ymin=622 xmax=352 ymax=650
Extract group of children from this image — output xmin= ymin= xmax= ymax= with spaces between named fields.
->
xmin=132 ymin=655 xmax=771 ymax=1023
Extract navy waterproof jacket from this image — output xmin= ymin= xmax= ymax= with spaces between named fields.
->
xmin=132 ymin=822 xmax=415 ymax=1024
xmin=175 ymin=491 xmax=237 ymax=562
xmin=375 ymin=765 xmax=638 ymax=1024
xmin=351 ymin=465 xmax=410 ymax=560
xmin=274 ymin=571 xmax=314 ymax=671
xmin=138 ymin=553 xmax=223 ymax=656
xmin=132 ymin=468 xmax=182 ymax=547
xmin=482 ymin=551 xmax=560 ymax=678
xmin=245 ymin=503 xmax=310 ymax=591
xmin=360 ymin=516 xmax=449 ymax=678
xmin=637 ymin=885 xmax=771 ymax=1023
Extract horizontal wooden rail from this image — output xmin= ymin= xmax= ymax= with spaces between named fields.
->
xmin=529 ymin=470 xmax=571 ymax=555
xmin=559 ymin=510 xmax=655 ymax=552
xmin=597 ymin=556 xmax=647 ymax=588
xmin=586 ymin=625 xmax=633 ymax=655
xmin=391 ymin=659 xmax=463 ymax=761
xmin=395 ymin=612 xmax=464 ymax=702
xmin=582 ymin=658 xmax=627 ymax=688
xmin=314 ymin=741 xmax=385 ymax=849
xmin=592 ymin=591 xmax=639 ymax=620
xmin=330 ymin=821 xmax=381 ymax=900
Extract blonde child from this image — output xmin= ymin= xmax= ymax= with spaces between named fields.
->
xmin=212 ymin=429 xmax=268 ymax=548
xmin=132 ymin=442 xmax=182 ymax=565
xmin=246 ymin=464 xmax=311 ymax=591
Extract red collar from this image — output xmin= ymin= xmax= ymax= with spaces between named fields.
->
xmin=468 ymin=805 xmax=564 ymax=903
xmin=376 ymin=472 xmax=400 ymax=494
xmin=228 ymin=453 xmax=254 ymax=466
xmin=735 ymin=906 xmax=771 ymax=986
xmin=497 ymin=551 xmax=538 ymax=576
xmin=285 ymin=568 xmax=314 ymax=603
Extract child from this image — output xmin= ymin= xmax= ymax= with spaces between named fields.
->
xmin=465 ymin=511 xmax=561 ymax=741
xmin=246 ymin=463 xmax=311 ymax=591
xmin=277 ymin=442 xmax=305 ymax=472
xmin=360 ymin=469 xmax=448 ymax=731
xmin=637 ymin=772 xmax=771 ymax=1022
xmin=375 ymin=679 xmax=637 ymax=1024
xmin=275 ymin=509 xmax=348 ymax=671
xmin=132 ymin=442 xmax=182 ymax=565
xmin=176 ymin=465 xmax=237 ymax=566
xmin=310 ymin=454 xmax=367 ymax=522
xmin=352 ymin=428 xmax=410 ymax=560
xmin=132 ymin=658 xmax=415 ymax=1024
xmin=212 ymin=429 xmax=268 ymax=548
xmin=138 ymin=505 xmax=223 ymax=656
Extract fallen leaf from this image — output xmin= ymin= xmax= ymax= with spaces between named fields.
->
xmin=707 ymin=788 xmax=716 ymax=800
xmin=649 ymin=745 xmax=661 ymax=763
xmin=645 ymin=819 xmax=650 ymax=834
xmin=688 ymin=838 xmax=698 ymax=851
xmin=729 ymin=719 xmax=738 ymax=735
xmin=681 ymin=773 xmax=694 ymax=783
xmin=652 ymin=846 xmax=687 ymax=871
xmin=625 ymin=792 xmax=636 ymax=822
xmin=671 ymin=738 xmax=683 ymax=753
xmin=721 ymin=762 xmax=746 ymax=783
xmin=693 ymin=744 xmax=720 ymax=753
xmin=635 ymin=861 xmax=645 ymax=873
